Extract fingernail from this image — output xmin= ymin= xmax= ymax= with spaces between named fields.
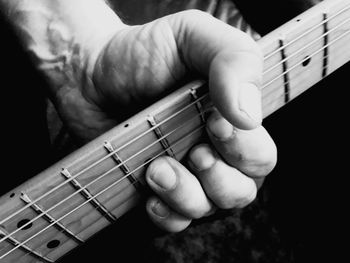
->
xmin=151 ymin=199 xmax=169 ymax=218
xmin=149 ymin=159 xmax=177 ymax=190
xmin=239 ymin=83 xmax=262 ymax=124
xmin=208 ymin=114 xmax=235 ymax=140
xmin=189 ymin=145 xmax=216 ymax=171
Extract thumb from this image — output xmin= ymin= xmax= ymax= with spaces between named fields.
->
xmin=168 ymin=10 xmax=263 ymax=129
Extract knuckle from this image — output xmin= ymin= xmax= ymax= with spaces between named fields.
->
xmin=177 ymin=194 xmax=212 ymax=219
xmin=215 ymin=180 xmax=257 ymax=209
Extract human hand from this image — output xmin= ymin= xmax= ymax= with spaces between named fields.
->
xmin=56 ymin=10 xmax=277 ymax=232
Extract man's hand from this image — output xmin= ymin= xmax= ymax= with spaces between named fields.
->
xmin=0 ymin=0 xmax=277 ymax=232
xmin=87 ymin=10 xmax=277 ymax=232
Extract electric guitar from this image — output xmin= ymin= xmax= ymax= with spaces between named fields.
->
xmin=1 ymin=0 xmax=350 ymax=262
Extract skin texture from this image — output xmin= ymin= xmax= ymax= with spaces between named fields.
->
xmin=0 ymin=0 xmax=277 ymax=232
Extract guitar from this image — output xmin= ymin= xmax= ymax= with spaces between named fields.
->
xmin=1 ymin=0 xmax=350 ymax=262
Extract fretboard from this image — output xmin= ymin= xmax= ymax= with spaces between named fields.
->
xmin=1 ymin=0 xmax=350 ymax=262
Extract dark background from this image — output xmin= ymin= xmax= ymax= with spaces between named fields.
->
xmin=0 ymin=0 xmax=346 ymax=262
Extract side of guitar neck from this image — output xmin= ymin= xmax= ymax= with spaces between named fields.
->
xmin=1 ymin=0 xmax=350 ymax=262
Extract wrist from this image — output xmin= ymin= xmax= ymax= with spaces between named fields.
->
xmin=0 ymin=0 xmax=126 ymax=102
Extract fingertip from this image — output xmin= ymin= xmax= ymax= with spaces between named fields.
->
xmin=145 ymin=157 xmax=178 ymax=192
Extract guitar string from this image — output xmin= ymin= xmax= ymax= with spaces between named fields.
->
xmin=1 ymin=122 xmax=208 ymax=260
xmin=263 ymin=2 xmax=350 ymax=61
xmin=262 ymin=15 xmax=350 ymax=76
xmin=262 ymin=26 xmax=350 ymax=101
xmin=0 ymin=92 xmax=209 ymax=228
xmin=0 ymin=102 xmax=212 ymax=248
xmin=1 ymin=3 xmax=350 ymax=245
xmin=1 ymin=29 xmax=350 ymax=260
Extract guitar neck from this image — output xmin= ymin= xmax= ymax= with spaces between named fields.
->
xmin=1 ymin=0 xmax=350 ymax=262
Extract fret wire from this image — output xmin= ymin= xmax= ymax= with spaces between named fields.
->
xmin=278 ymin=38 xmax=290 ymax=103
xmin=147 ymin=115 xmax=177 ymax=159
xmin=0 ymin=92 xmax=208 ymax=228
xmin=190 ymin=88 xmax=206 ymax=123
xmin=1 ymin=1 xmax=350 ymax=244
xmin=0 ymin=104 xmax=211 ymax=247
xmin=103 ymin=141 xmax=142 ymax=189
xmin=61 ymin=168 xmax=117 ymax=223
xmin=0 ymin=123 xmax=207 ymax=260
xmin=263 ymin=3 xmax=350 ymax=61
xmin=322 ymin=13 xmax=329 ymax=78
xmin=0 ymin=228 xmax=54 ymax=262
xmin=20 ymin=192 xmax=84 ymax=244
xmin=263 ymin=15 xmax=350 ymax=76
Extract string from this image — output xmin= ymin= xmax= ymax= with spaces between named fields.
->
xmin=0 ymin=103 xmax=212 ymax=248
xmin=1 ymin=2 xmax=350 ymax=252
xmin=262 ymin=15 xmax=350 ymax=76
xmin=0 ymin=122 xmax=207 ymax=260
xmin=0 ymin=92 xmax=209 ymax=228
xmin=263 ymin=2 xmax=350 ymax=61
xmin=262 ymin=27 xmax=350 ymax=100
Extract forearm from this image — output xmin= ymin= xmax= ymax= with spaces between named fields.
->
xmin=0 ymin=0 xmax=125 ymax=97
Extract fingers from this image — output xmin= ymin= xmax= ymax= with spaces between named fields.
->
xmin=188 ymin=144 xmax=257 ymax=209
xmin=145 ymin=157 xmax=214 ymax=232
xmin=146 ymin=157 xmax=214 ymax=219
xmin=145 ymin=150 xmax=256 ymax=231
xmin=145 ymin=110 xmax=277 ymax=232
xmin=168 ymin=10 xmax=263 ymax=129
xmin=206 ymin=110 xmax=277 ymax=178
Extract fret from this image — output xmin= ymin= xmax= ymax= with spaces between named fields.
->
xmin=147 ymin=115 xmax=177 ymax=159
xmin=322 ymin=12 xmax=329 ymax=77
xmin=60 ymin=168 xmax=117 ymax=223
xmin=103 ymin=141 xmax=142 ymax=190
xmin=0 ymin=227 xmax=53 ymax=263
xmin=20 ymin=192 xmax=84 ymax=245
xmin=278 ymin=38 xmax=290 ymax=103
xmin=190 ymin=88 xmax=206 ymax=123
